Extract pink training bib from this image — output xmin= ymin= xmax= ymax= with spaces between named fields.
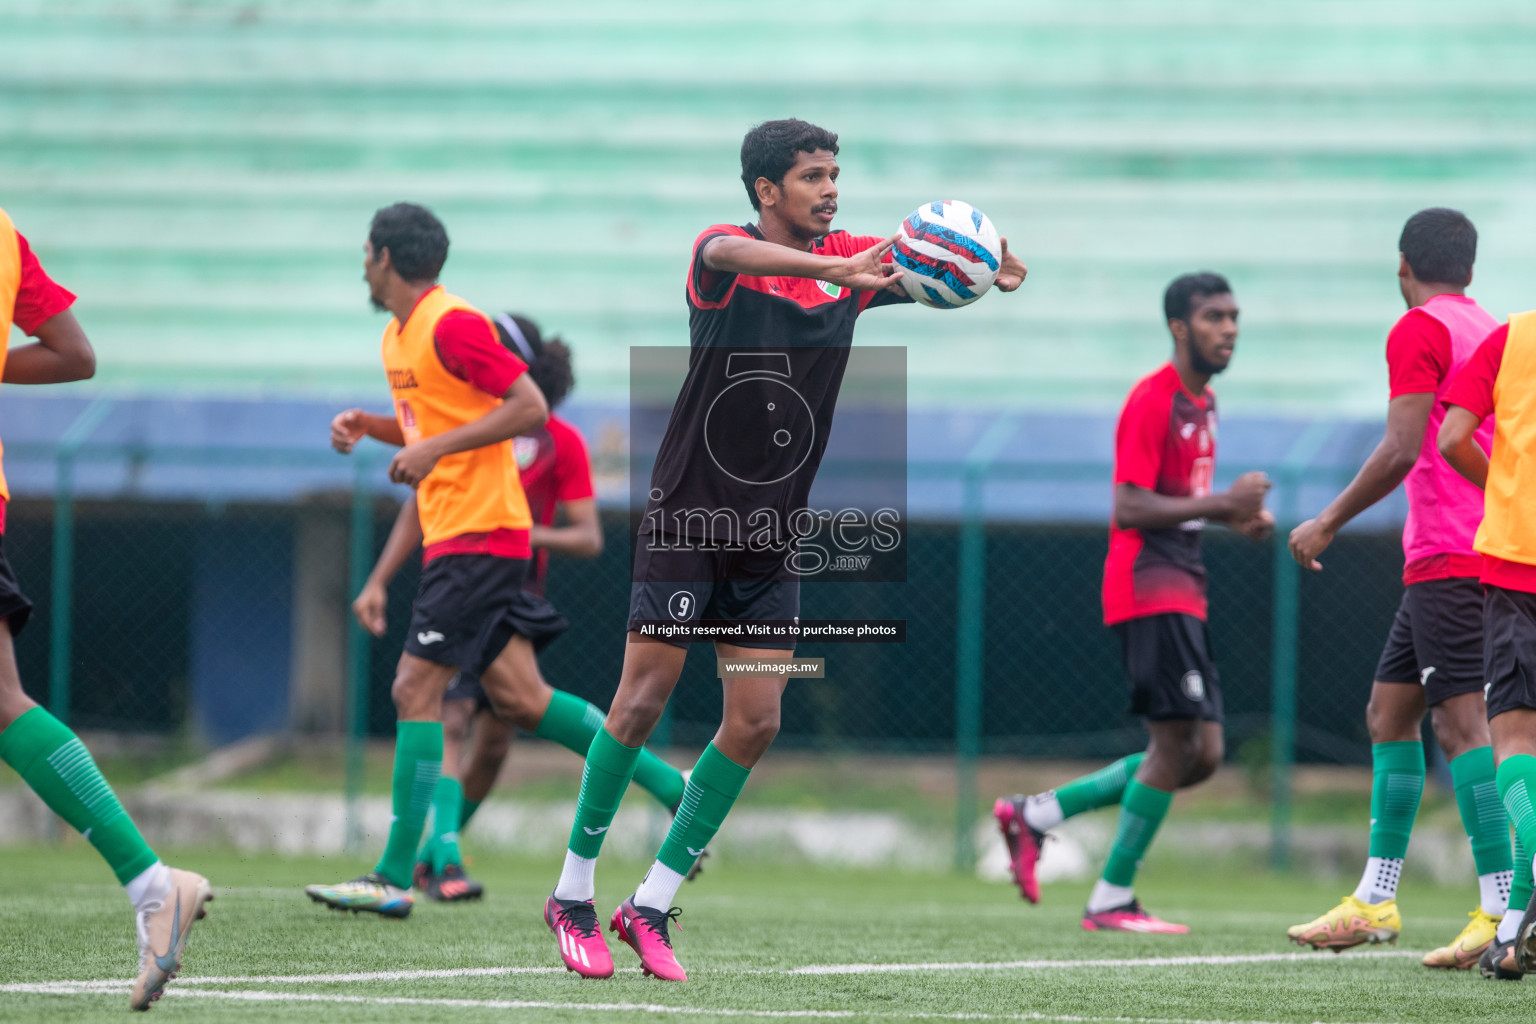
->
xmin=1402 ymin=294 xmax=1498 ymax=568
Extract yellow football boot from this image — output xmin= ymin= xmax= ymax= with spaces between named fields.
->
xmin=1286 ymin=895 xmax=1401 ymax=951
xmin=1422 ymin=909 xmax=1500 ymax=970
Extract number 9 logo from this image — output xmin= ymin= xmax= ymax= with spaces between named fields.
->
xmin=668 ymin=591 xmax=695 ymax=621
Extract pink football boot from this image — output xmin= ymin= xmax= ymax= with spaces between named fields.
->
xmin=545 ymin=893 xmax=615 ymax=978
xmin=1082 ymin=900 xmax=1189 ymax=934
xmin=993 ymin=795 xmax=1046 ymax=904
xmin=610 ymin=896 xmax=687 ymax=981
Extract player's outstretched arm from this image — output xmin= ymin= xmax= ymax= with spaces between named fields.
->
xmin=1438 ymin=404 xmax=1488 ymax=490
xmin=2 ymin=308 xmax=95 ymax=384
xmin=701 ymin=234 xmax=905 ymax=293
xmin=388 ymin=373 xmax=549 ymax=486
xmin=1115 ymin=471 xmax=1270 ymax=531
xmin=352 ymin=492 xmax=424 ymax=637
xmin=331 ymin=409 xmax=405 ymax=452
xmin=1288 ymin=392 xmax=1432 ymax=571
xmin=531 ymin=497 xmax=603 ymax=559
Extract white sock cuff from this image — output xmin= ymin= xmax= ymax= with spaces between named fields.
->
xmin=125 ymin=861 xmax=171 ymax=911
xmin=1023 ymin=792 xmax=1064 ymax=832
xmin=1352 ymin=856 xmax=1403 ymax=904
xmin=1085 ymin=878 xmax=1134 ymax=914
xmin=554 ymin=850 xmax=597 ymax=902
xmin=1480 ymin=870 xmax=1513 ymax=917
xmin=633 ymin=860 xmax=688 ymax=912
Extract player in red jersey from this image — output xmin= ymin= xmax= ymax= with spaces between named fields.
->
xmin=348 ymin=314 xmax=688 ymax=901
xmin=994 ymin=272 xmax=1272 ymax=932
xmin=545 ymin=118 xmax=1027 ymax=982
xmin=1285 ymin=209 xmax=1512 ymax=966
xmin=0 ymin=211 xmax=213 ymax=1010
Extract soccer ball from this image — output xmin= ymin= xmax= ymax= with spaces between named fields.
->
xmin=892 ymin=200 xmax=1002 ymax=309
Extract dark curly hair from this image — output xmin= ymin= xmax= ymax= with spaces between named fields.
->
xmin=1163 ymin=271 xmax=1233 ymax=323
xmin=493 ymin=312 xmax=575 ymax=410
xmin=1400 ymin=207 xmax=1476 ymax=286
xmin=368 ymin=202 xmax=448 ymax=281
xmin=740 ymin=119 xmax=840 ymax=211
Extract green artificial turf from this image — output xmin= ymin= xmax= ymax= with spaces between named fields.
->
xmin=0 ymin=844 xmax=1529 ymax=1023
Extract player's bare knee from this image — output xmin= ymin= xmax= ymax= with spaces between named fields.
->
xmin=1429 ymin=700 xmax=1490 ymax=760
xmin=1365 ymin=685 xmax=1422 ymax=744
xmin=726 ymin=707 xmax=780 ymax=753
xmin=606 ymin=692 xmax=666 ymax=746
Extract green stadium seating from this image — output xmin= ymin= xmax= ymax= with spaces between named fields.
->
xmin=3 ymin=1 xmax=1534 ymax=412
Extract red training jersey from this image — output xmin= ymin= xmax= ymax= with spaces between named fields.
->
xmin=1102 ymin=363 xmax=1216 ymax=626
xmin=1440 ymin=323 xmax=1536 ymax=594
xmin=512 ymin=412 xmax=596 ymax=596
xmin=0 ymin=228 xmax=78 ymax=529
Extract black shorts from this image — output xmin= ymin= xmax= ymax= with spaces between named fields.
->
xmin=0 ymin=534 xmax=31 ymax=636
xmin=627 ymin=536 xmax=798 ymax=650
xmin=1114 ymin=613 xmax=1223 ymax=723
xmin=1374 ymin=577 xmax=1485 ymax=706
xmin=1483 ymin=585 xmax=1536 ymax=720
xmin=403 ymin=554 xmax=530 ymax=675
xmin=444 ymin=590 xmax=571 ymax=711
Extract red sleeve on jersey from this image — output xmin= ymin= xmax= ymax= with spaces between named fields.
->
xmin=1386 ymin=308 xmax=1452 ymax=397
xmin=12 ymin=232 xmax=77 ymax=335
xmin=814 ymin=231 xmax=907 ymax=313
xmin=1113 ymin=375 xmax=1171 ymax=491
xmin=433 ymin=310 xmax=527 ymax=397
xmin=546 ymin=416 xmax=596 ymax=503
xmin=1441 ymin=323 xmax=1508 ymax=421
xmin=687 ymin=224 xmax=753 ymax=311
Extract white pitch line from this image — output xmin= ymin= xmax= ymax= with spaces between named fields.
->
xmin=791 ymin=950 xmax=1424 ymax=975
xmin=142 ymin=989 xmax=1406 ymax=1024
xmin=0 ymin=949 xmax=1428 ymax=996
xmin=0 ymin=966 xmax=582 ymax=994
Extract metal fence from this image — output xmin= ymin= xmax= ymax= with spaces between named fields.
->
xmin=8 ymin=434 xmax=1412 ymax=867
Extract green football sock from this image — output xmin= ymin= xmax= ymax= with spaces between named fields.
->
xmin=427 ymin=776 xmax=464 ymax=874
xmin=1510 ymin=830 xmax=1533 ymax=920
xmin=1057 ymin=753 xmax=1146 ymax=819
xmin=459 ymin=797 xmax=482 ymax=831
xmin=373 ymin=720 xmax=442 ymax=890
xmin=1367 ymin=741 xmax=1424 ymax=860
xmin=1101 ymin=779 xmax=1172 ymax=888
xmin=1450 ymin=746 xmax=1513 ymax=876
xmin=567 ymin=727 xmax=641 ymax=859
xmin=657 ymin=743 xmax=751 ymax=877
xmin=0 ymin=707 xmax=158 ymax=884
xmin=535 ymin=689 xmax=686 ymax=810
xmin=1497 ymin=754 xmax=1536 ymax=874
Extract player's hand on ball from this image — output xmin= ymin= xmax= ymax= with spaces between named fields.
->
xmin=388 ymin=441 xmax=440 ymax=486
xmin=1288 ymin=516 xmax=1334 ymax=571
xmin=1239 ymin=507 xmax=1276 ymax=543
xmin=835 ymin=235 xmax=905 ymax=293
xmin=331 ymin=408 xmax=368 ymax=453
xmin=1224 ymin=470 xmax=1271 ymax=521
xmin=352 ymin=580 xmax=388 ymax=637
xmin=994 ymin=238 xmax=1027 ymax=292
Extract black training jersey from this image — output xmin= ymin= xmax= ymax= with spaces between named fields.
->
xmin=640 ymin=223 xmax=909 ymax=543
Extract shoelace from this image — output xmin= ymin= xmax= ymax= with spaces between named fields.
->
xmin=634 ymin=905 xmax=683 ymax=948
xmin=555 ymin=900 xmax=602 ymax=938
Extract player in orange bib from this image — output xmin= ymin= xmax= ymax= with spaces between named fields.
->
xmin=0 ymin=209 xmax=213 ymax=1010
xmin=307 ymin=203 xmax=553 ymax=917
xmin=346 ymin=314 xmax=689 ymax=902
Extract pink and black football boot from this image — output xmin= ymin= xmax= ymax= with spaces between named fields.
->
xmin=610 ymin=896 xmax=687 ymax=981
xmin=545 ymin=892 xmax=615 ymax=978
xmin=1082 ymin=900 xmax=1189 ymax=934
xmin=993 ymin=795 xmax=1046 ymax=904
xmin=425 ymin=863 xmax=484 ymax=902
